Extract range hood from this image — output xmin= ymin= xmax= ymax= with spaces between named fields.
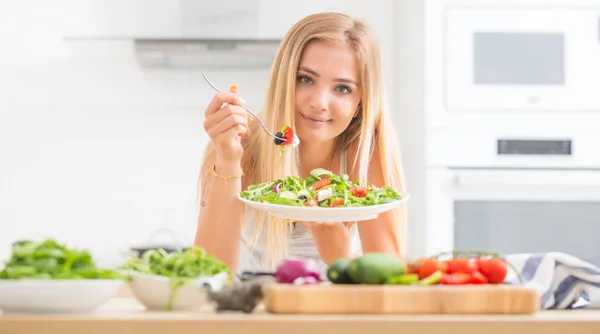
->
xmin=133 ymin=38 xmax=281 ymax=69
xmin=61 ymin=0 xmax=283 ymax=68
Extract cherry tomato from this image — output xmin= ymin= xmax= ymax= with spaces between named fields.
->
xmin=469 ymin=271 xmax=489 ymax=284
xmin=412 ymin=258 xmax=449 ymax=280
xmin=330 ymin=198 xmax=344 ymax=207
xmin=475 ymin=258 xmax=508 ymax=284
xmin=441 ymin=272 xmax=472 ymax=285
xmin=446 ymin=259 xmax=478 ymax=274
xmin=304 ymin=199 xmax=318 ymax=207
xmin=311 ymin=178 xmax=331 ymax=190
xmin=350 ymin=186 xmax=369 ymax=197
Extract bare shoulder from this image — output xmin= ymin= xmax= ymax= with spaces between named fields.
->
xmin=344 ymin=141 xmax=385 ymax=187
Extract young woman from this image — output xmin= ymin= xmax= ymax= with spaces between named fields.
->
xmin=195 ymin=12 xmax=407 ymax=275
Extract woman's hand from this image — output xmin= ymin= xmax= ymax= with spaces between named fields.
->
xmin=203 ymin=86 xmax=248 ymax=168
xmin=296 ymin=221 xmax=356 ymax=264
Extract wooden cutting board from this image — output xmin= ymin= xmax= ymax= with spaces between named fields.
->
xmin=262 ymin=283 xmax=540 ymax=314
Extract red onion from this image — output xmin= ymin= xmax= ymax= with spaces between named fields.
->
xmin=274 ymin=258 xmax=321 ymax=284
xmin=273 ymin=183 xmax=281 ymax=193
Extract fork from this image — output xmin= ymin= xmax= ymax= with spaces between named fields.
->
xmin=201 ymin=73 xmax=287 ymax=143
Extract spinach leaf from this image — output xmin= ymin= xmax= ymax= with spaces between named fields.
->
xmin=0 ymin=239 xmax=123 ymax=280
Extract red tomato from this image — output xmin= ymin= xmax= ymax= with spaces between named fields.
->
xmin=304 ymin=199 xmax=318 ymax=207
xmin=475 ymin=258 xmax=508 ymax=284
xmin=350 ymin=186 xmax=369 ymax=197
xmin=330 ymin=198 xmax=344 ymax=207
xmin=445 ymin=259 xmax=478 ymax=274
xmin=441 ymin=272 xmax=472 ymax=285
xmin=311 ymin=178 xmax=331 ymax=190
xmin=469 ymin=271 xmax=489 ymax=284
xmin=412 ymin=258 xmax=449 ymax=280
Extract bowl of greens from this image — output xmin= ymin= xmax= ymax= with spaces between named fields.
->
xmin=122 ymin=246 xmax=232 ymax=311
xmin=238 ymin=168 xmax=410 ymax=223
xmin=0 ymin=239 xmax=124 ymax=314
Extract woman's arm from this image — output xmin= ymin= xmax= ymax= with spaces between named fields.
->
xmin=194 ymin=145 xmax=246 ymax=273
xmin=356 ymin=146 xmax=407 ymax=257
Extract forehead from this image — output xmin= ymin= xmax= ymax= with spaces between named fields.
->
xmin=298 ymin=40 xmax=358 ymax=80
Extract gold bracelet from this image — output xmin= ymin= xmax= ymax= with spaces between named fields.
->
xmin=209 ymin=164 xmax=244 ymax=183
xmin=200 ymin=165 xmax=244 ymax=207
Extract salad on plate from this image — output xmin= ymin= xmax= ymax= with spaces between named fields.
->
xmin=239 ymin=168 xmax=403 ymax=208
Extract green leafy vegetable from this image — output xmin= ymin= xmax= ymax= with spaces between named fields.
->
xmin=0 ymin=239 xmax=123 ymax=279
xmin=123 ymin=246 xmax=232 ymax=282
xmin=239 ymin=168 xmax=402 ymax=207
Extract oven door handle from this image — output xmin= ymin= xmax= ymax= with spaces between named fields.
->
xmin=452 ymin=169 xmax=600 ymax=188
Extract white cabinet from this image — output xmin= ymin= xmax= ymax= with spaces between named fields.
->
xmin=61 ymin=0 xmax=262 ymax=39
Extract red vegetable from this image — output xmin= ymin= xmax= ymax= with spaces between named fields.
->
xmin=275 ymin=258 xmax=321 ymax=284
xmin=273 ymin=183 xmax=280 ymax=193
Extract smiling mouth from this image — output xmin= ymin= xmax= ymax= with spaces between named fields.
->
xmin=301 ymin=114 xmax=332 ymax=123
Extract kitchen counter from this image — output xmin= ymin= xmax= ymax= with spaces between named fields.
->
xmin=1 ymin=298 xmax=600 ymax=334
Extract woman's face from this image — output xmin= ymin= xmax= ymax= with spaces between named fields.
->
xmin=294 ymin=40 xmax=361 ymax=144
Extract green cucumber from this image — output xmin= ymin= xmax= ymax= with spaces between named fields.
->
xmin=347 ymin=253 xmax=407 ymax=284
xmin=327 ymin=258 xmax=355 ymax=284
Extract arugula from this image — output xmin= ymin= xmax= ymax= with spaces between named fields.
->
xmin=0 ymin=239 xmax=123 ymax=279
xmin=122 ymin=246 xmax=232 ymax=282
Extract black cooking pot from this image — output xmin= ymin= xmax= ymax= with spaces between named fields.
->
xmin=128 ymin=228 xmax=190 ymax=258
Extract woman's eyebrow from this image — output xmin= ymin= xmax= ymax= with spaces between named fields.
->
xmin=298 ymin=66 xmax=358 ymax=86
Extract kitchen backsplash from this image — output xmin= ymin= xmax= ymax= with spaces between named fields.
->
xmin=0 ymin=42 xmax=271 ymax=264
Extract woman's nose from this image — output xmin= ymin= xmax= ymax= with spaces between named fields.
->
xmin=309 ymin=89 xmax=329 ymax=111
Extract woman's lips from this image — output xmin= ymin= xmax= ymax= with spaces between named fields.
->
xmin=302 ymin=113 xmax=331 ymax=125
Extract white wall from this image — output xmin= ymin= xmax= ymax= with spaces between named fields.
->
xmin=0 ymin=41 xmax=271 ymax=265
xmin=0 ymin=1 xmax=401 ymax=266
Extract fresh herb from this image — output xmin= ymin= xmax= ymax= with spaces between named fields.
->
xmin=0 ymin=239 xmax=123 ymax=279
xmin=239 ymin=168 xmax=402 ymax=207
xmin=123 ymin=246 xmax=231 ymax=281
xmin=123 ymin=246 xmax=232 ymax=311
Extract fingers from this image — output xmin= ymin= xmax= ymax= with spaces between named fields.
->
xmin=203 ymin=84 xmax=249 ymax=140
xmin=206 ymin=113 xmax=248 ymax=138
xmin=204 ymin=90 xmax=246 ymax=117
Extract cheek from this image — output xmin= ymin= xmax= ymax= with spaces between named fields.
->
xmin=332 ymin=98 xmax=358 ymax=121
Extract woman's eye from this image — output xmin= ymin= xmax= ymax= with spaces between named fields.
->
xmin=336 ymin=85 xmax=351 ymax=94
xmin=298 ymin=76 xmax=313 ymax=84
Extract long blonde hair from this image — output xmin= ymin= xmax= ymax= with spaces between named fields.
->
xmin=208 ymin=12 xmax=407 ymax=269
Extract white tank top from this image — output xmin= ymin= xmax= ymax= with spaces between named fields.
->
xmin=237 ymin=149 xmax=362 ymax=274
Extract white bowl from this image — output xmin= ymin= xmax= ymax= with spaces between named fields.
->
xmin=0 ymin=279 xmax=123 ymax=314
xmin=126 ymin=271 xmax=229 ymax=311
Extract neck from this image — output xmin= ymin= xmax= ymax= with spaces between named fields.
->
xmin=299 ymin=139 xmax=338 ymax=177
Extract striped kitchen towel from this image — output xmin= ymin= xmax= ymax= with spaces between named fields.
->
xmin=504 ymin=252 xmax=600 ymax=309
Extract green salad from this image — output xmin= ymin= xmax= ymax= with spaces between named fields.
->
xmin=239 ymin=168 xmax=402 ymax=207
xmin=0 ymin=238 xmax=123 ymax=280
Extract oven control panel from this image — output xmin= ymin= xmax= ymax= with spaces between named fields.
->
xmin=497 ymin=139 xmax=572 ymax=155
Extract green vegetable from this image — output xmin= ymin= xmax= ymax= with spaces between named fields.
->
xmin=0 ymin=239 xmax=123 ymax=280
xmin=417 ymin=270 xmax=443 ymax=285
xmin=384 ymin=273 xmax=419 ymax=285
xmin=346 ymin=253 xmax=407 ymax=284
xmin=327 ymin=258 xmax=355 ymax=284
xmin=239 ymin=168 xmax=402 ymax=207
xmin=122 ymin=246 xmax=232 ymax=311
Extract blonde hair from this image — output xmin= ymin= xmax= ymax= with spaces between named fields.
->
xmin=204 ymin=12 xmax=407 ymax=269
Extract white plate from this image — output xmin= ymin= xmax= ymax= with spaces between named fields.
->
xmin=237 ymin=193 xmax=410 ymax=223
xmin=0 ymin=279 xmax=123 ymax=314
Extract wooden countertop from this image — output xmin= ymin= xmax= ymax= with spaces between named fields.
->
xmin=1 ymin=298 xmax=600 ymax=334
